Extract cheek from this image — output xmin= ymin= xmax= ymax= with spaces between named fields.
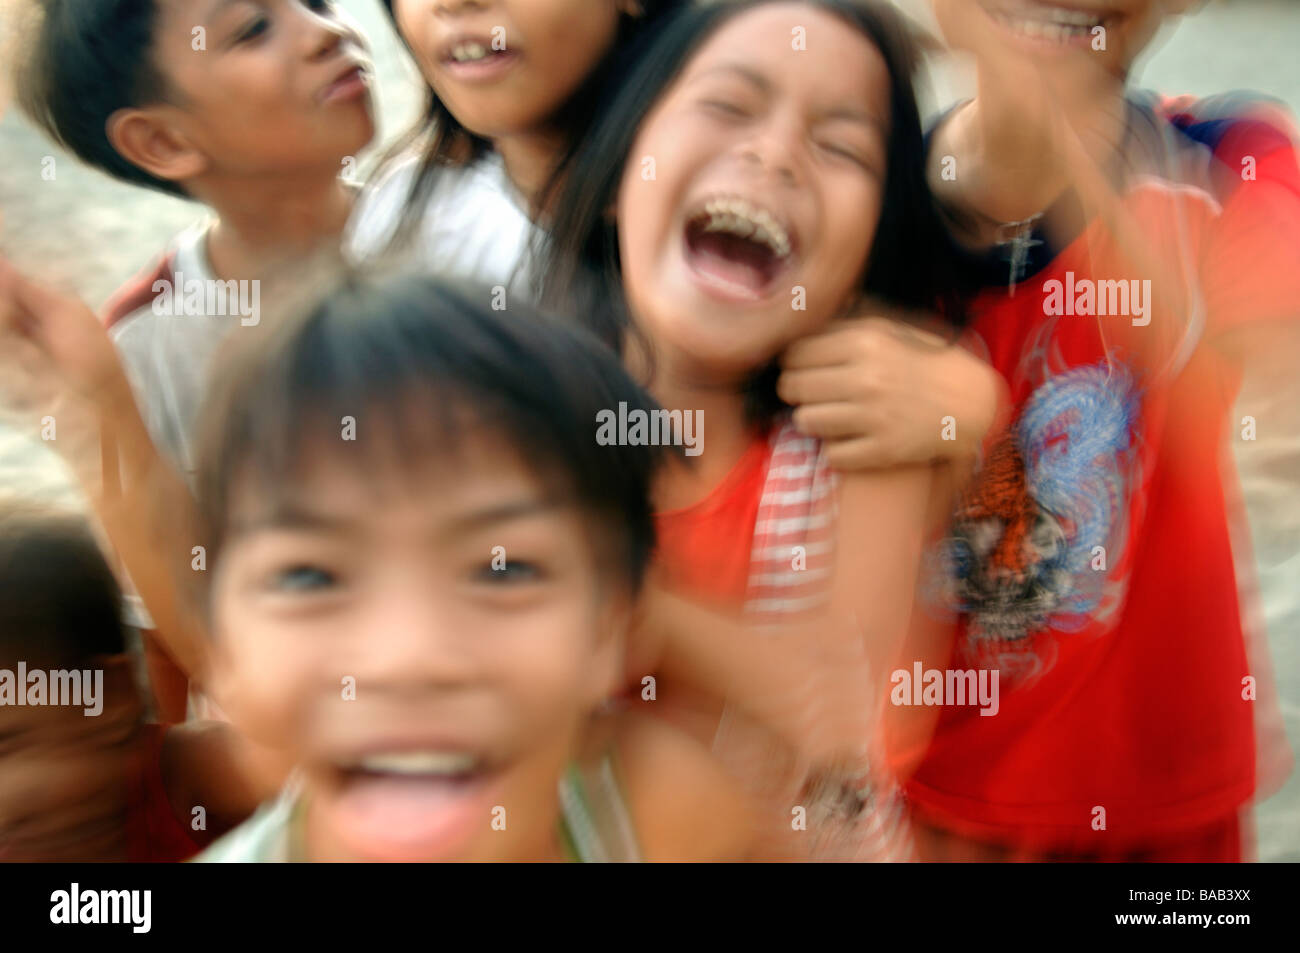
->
xmin=814 ymin=179 xmax=883 ymax=302
xmin=211 ymin=595 xmax=315 ymax=744
xmin=491 ymin=601 xmax=606 ymax=733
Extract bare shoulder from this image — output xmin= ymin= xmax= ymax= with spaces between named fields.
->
xmin=593 ymin=708 xmax=756 ymax=862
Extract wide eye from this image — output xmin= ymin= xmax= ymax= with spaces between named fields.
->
xmin=477 ymin=559 xmax=542 ymax=585
xmin=270 ymin=564 xmax=337 ymax=592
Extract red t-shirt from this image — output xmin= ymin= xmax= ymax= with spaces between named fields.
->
xmin=655 ymin=434 xmax=774 ymax=609
xmin=906 ymin=94 xmax=1300 ymax=849
xmin=126 ymin=724 xmax=201 ymax=862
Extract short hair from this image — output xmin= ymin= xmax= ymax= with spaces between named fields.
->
xmin=0 ymin=502 xmax=128 ymax=667
xmin=13 ymin=0 xmax=188 ymax=199
xmin=193 ymin=274 xmax=670 ymax=602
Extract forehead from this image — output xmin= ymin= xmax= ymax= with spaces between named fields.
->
xmin=682 ymin=2 xmax=891 ymax=108
xmin=224 ymin=419 xmax=573 ymax=535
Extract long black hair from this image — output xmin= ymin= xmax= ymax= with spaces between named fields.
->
xmin=376 ymin=0 xmax=684 ymax=252
xmin=540 ymin=0 xmax=970 ymax=423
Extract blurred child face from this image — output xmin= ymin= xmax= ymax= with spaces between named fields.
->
xmin=930 ymin=1 xmax=1188 ymax=87
xmin=151 ymin=0 xmax=375 ymax=175
xmin=210 ymin=423 xmax=623 ymax=862
xmin=0 ymin=661 xmax=143 ymax=862
xmin=617 ymin=3 xmax=890 ymax=384
xmin=391 ymin=0 xmax=625 ymax=140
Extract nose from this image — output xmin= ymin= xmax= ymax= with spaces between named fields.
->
xmin=298 ymin=4 xmax=357 ymax=61
xmin=432 ymin=0 xmax=492 ymax=17
xmin=347 ymin=584 xmax=480 ymax=698
xmin=737 ymin=112 xmax=802 ymax=187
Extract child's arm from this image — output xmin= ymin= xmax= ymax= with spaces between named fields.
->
xmin=637 ymin=463 xmax=944 ymax=774
xmin=612 ymin=710 xmax=762 ymax=861
xmin=924 ymin=22 xmax=1128 ymax=247
xmin=0 ymin=259 xmax=209 ymax=678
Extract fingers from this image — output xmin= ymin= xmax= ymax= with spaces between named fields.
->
xmin=821 ymin=436 xmax=892 ymax=471
xmin=790 ymin=401 xmax=874 ymax=442
xmin=778 ymin=365 xmax=867 ymax=406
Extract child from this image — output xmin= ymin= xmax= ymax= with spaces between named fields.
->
xmin=191 ymin=275 xmax=756 ymax=862
xmin=15 ymin=0 xmax=375 ymax=476
xmin=346 ymin=0 xmax=682 ymax=293
xmin=886 ymin=0 xmax=1300 ymax=860
xmin=541 ymin=0 xmax=972 ymax=859
xmin=0 ymin=501 xmax=264 ymax=861
xmin=10 ymin=0 xmax=378 ymax=713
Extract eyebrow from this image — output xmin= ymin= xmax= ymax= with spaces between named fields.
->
xmin=693 ymin=63 xmax=773 ymax=94
xmin=228 ymin=498 xmax=565 ymax=540
xmin=694 ymin=63 xmax=888 ymax=133
xmin=204 ymin=0 xmax=252 ymax=24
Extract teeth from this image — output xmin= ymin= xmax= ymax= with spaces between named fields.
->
xmin=699 ymin=197 xmax=792 ymax=258
xmin=451 ymin=42 xmax=489 ymax=63
xmin=349 ymin=751 xmax=477 ymax=776
xmin=996 ymin=7 xmax=1100 ymax=41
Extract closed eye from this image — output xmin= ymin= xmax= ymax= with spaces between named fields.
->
xmin=235 ymin=15 xmax=270 ymax=44
xmin=700 ymin=98 xmax=752 ymax=120
xmin=815 ymin=139 xmax=876 ymax=171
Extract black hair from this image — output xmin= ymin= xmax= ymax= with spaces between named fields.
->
xmin=193 ymin=274 xmax=669 ymax=598
xmin=375 ymin=0 xmax=685 ymax=253
xmin=0 ymin=504 xmax=128 ymax=667
xmin=14 ymin=0 xmax=188 ymax=199
xmin=540 ymin=0 xmax=971 ymax=423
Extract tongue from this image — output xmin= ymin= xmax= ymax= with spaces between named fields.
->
xmin=329 ymin=772 xmax=487 ymax=861
xmin=689 ymin=232 xmax=774 ymax=293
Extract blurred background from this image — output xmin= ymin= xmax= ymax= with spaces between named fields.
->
xmin=1 ymin=0 xmax=1297 ymax=858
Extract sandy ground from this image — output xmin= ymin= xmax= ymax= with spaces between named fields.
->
xmin=0 ymin=0 xmax=1297 ymax=859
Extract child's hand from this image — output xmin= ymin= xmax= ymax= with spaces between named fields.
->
xmin=778 ymin=315 xmax=1005 ymax=470
xmin=0 ymin=257 xmax=133 ymax=410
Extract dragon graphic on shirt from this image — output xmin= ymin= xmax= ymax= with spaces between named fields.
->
xmin=928 ymin=361 xmax=1140 ymax=678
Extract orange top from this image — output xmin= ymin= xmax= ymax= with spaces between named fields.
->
xmin=654 ymin=434 xmax=773 ymax=610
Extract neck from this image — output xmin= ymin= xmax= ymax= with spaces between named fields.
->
xmin=635 ymin=340 xmax=760 ymax=512
xmin=1063 ymin=79 xmax=1130 ymax=171
xmin=196 ymin=167 xmax=353 ymax=282
xmin=494 ymin=126 xmax=568 ymax=221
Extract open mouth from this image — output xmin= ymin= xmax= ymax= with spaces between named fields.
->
xmin=682 ymin=195 xmax=795 ymax=302
xmin=985 ymin=2 xmax=1111 ymax=46
xmin=440 ymin=38 xmax=519 ymax=79
xmin=326 ymin=749 xmax=500 ymax=861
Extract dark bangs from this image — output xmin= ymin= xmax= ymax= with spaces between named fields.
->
xmin=194 ymin=275 xmax=669 ymax=596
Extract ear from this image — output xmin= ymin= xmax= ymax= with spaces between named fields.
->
xmin=106 ymin=106 xmax=208 ymax=186
xmin=586 ymin=589 xmax=635 ymax=710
